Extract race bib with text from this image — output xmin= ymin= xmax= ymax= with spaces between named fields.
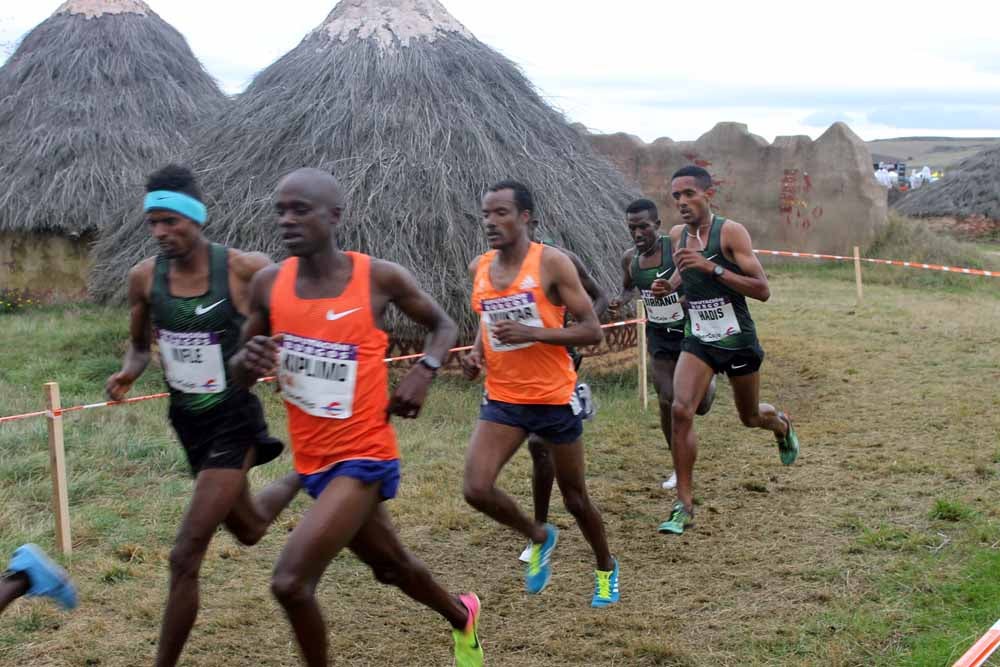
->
xmin=641 ymin=289 xmax=685 ymax=325
xmin=481 ymin=292 xmax=544 ymax=352
xmin=688 ymin=297 xmax=741 ymax=343
xmin=278 ymin=333 xmax=358 ymax=419
xmin=157 ymin=329 xmax=226 ymax=394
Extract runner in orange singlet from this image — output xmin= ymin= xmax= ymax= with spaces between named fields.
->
xmin=460 ymin=180 xmax=619 ymax=608
xmin=232 ymin=169 xmax=483 ymax=667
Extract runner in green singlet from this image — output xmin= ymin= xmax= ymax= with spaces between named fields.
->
xmin=608 ymin=199 xmax=716 ymax=498
xmin=105 ymin=165 xmax=300 ymax=667
xmin=656 ymin=166 xmax=800 ymax=535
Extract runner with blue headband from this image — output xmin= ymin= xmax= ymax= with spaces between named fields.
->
xmin=106 ymin=164 xmax=301 ymax=667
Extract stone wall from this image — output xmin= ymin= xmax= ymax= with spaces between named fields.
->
xmin=0 ymin=232 xmax=92 ymax=300
xmin=586 ymin=122 xmax=888 ymax=254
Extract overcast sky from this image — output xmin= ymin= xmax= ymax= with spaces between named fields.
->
xmin=2 ymin=0 xmax=999 ymax=143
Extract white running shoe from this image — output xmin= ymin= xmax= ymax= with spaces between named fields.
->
xmin=662 ymin=471 xmax=678 ymax=490
xmin=518 ymin=543 xmax=533 ymax=563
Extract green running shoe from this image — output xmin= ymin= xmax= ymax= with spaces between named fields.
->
xmin=657 ymin=501 xmax=694 ymax=535
xmin=452 ymin=593 xmax=483 ymax=667
xmin=777 ymin=412 xmax=799 ymax=465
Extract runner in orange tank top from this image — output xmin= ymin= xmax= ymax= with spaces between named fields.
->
xmin=230 ymin=169 xmax=484 ymax=667
xmin=460 ymin=180 xmax=620 ymax=608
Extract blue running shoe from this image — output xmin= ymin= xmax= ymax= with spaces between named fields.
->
xmin=8 ymin=544 xmax=77 ymax=610
xmin=525 ymin=524 xmax=558 ymax=594
xmin=591 ymin=557 xmax=620 ymax=608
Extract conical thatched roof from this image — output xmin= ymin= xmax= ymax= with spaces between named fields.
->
xmin=89 ymin=0 xmax=640 ymax=336
xmin=897 ymin=145 xmax=1000 ymax=220
xmin=0 ymin=0 xmax=227 ymax=235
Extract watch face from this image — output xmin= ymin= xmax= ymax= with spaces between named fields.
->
xmin=713 ymin=264 xmax=724 ymax=276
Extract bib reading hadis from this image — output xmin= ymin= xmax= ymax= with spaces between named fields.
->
xmin=279 ymin=333 xmax=358 ymax=419
xmin=688 ymin=297 xmax=742 ymax=343
xmin=157 ymin=329 xmax=226 ymax=394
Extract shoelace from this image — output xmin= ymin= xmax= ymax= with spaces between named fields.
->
xmin=594 ymin=570 xmax=612 ymax=598
xmin=528 ymin=545 xmax=542 ymax=576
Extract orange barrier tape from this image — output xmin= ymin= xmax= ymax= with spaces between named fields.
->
xmin=953 ymin=620 xmax=1000 ymax=667
xmin=0 ymin=318 xmax=646 ymax=425
xmin=755 ymin=248 xmax=998 ymax=277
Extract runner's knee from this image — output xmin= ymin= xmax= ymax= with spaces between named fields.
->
xmin=271 ymin=570 xmax=312 ymax=608
xmin=168 ymin=540 xmax=208 ymax=580
xmin=463 ymin=479 xmax=494 ymax=509
xmin=561 ymin=487 xmax=589 ymax=518
xmin=369 ymin=553 xmax=421 ymax=588
xmin=671 ymin=399 xmax=696 ymax=426
xmin=528 ymin=438 xmax=550 ymax=464
xmin=229 ymin=524 xmax=265 ymax=547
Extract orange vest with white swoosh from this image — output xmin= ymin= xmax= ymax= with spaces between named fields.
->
xmin=270 ymin=253 xmax=399 ymax=474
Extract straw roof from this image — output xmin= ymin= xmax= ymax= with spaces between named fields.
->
xmin=897 ymin=145 xmax=1000 ymax=221
xmin=0 ymin=0 xmax=227 ymax=235
xmin=90 ymin=0 xmax=640 ymax=337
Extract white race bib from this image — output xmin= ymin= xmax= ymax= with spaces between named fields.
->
xmin=278 ymin=333 xmax=358 ymax=419
xmin=689 ymin=297 xmax=741 ymax=343
xmin=157 ymin=329 xmax=227 ymax=394
xmin=641 ymin=289 xmax=685 ymax=325
xmin=481 ymin=292 xmax=543 ymax=352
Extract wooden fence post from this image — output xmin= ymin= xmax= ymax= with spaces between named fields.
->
xmin=854 ymin=246 xmax=864 ymax=304
xmin=636 ymin=301 xmax=648 ymax=411
xmin=44 ymin=382 xmax=71 ymax=556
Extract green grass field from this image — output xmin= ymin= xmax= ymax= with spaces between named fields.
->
xmin=1 ymin=266 xmax=999 ymax=666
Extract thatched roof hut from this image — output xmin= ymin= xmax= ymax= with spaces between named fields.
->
xmin=0 ymin=0 xmax=227 ymax=237
xmin=897 ymin=145 xmax=1000 ymax=221
xmin=90 ymin=0 xmax=640 ymax=337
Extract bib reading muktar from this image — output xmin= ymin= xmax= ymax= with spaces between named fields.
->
xmin=269 ymin=253 xmax=399 ymax=476
xmin=150 ymin=243 xmax=243 ymax=413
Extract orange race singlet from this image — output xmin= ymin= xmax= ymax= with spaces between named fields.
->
xmin=270 ymin=253 xmax=399 ymax=475
xmin=472 ymin=242 xmax=576 ymax=405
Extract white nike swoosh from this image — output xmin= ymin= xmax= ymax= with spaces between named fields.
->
xmin=731 ymin=363 xmax=748 ymax=369
xmin=705 ymin=254 xmax=718 ymax=261
xmin=655 ymin=267 xmax=674 ymax=278
xmin=194 ymin=299 xmax=225 ymax=316
xmin=326 ymin=308 xmax=361 ymax=321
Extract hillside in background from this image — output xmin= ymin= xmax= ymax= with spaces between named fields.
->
xmin=866 ymin=136 xmax=1000 ymax=170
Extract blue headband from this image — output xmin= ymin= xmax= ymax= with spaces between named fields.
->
xmin=144 ymin=190 xmax=208 ymax=225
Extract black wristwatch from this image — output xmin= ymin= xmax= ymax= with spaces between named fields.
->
xmin=712 ymin=264 xmax=725 ymax=279
xmin=418 ymin=355 xmax=442 ymax=375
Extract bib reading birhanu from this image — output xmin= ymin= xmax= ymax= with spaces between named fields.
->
xmin=641 ymin=289 xmax=685 ymax=325
xmin=279 ymin=333 xmax=358 ymax=419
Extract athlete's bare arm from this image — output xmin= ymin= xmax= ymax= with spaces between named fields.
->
xmin=105 ymin=260 xmax=154 ymax=400
xmin=229 ymin=265 xmax=281 ymax=388
xmin=718 ymin=222 xmax=770 ymax=301
xmin=672 ymin=221 xmax=769 ymax=301
xmin=607 ymin=249 xmax=635 ymax=317
xmin=563 ymin=249 xmax=608 ymax=318
xmin=492 ymin=247 xmax=602 ymax=347
xmin=372 ymin=259 xmax=458 ymax=418
xmin=461 ymin=257 xmax=486 ymax=380
xmin=227 ymin=250 xmax=272 ymax=316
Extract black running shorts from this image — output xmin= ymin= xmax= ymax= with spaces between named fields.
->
xmin=681 ymin=337 xmax=765 ymax=377
xmin=647 ymin=327 xmax=685 ymax=361
xmin=168 ymin=392 xmax=283 ymax=476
